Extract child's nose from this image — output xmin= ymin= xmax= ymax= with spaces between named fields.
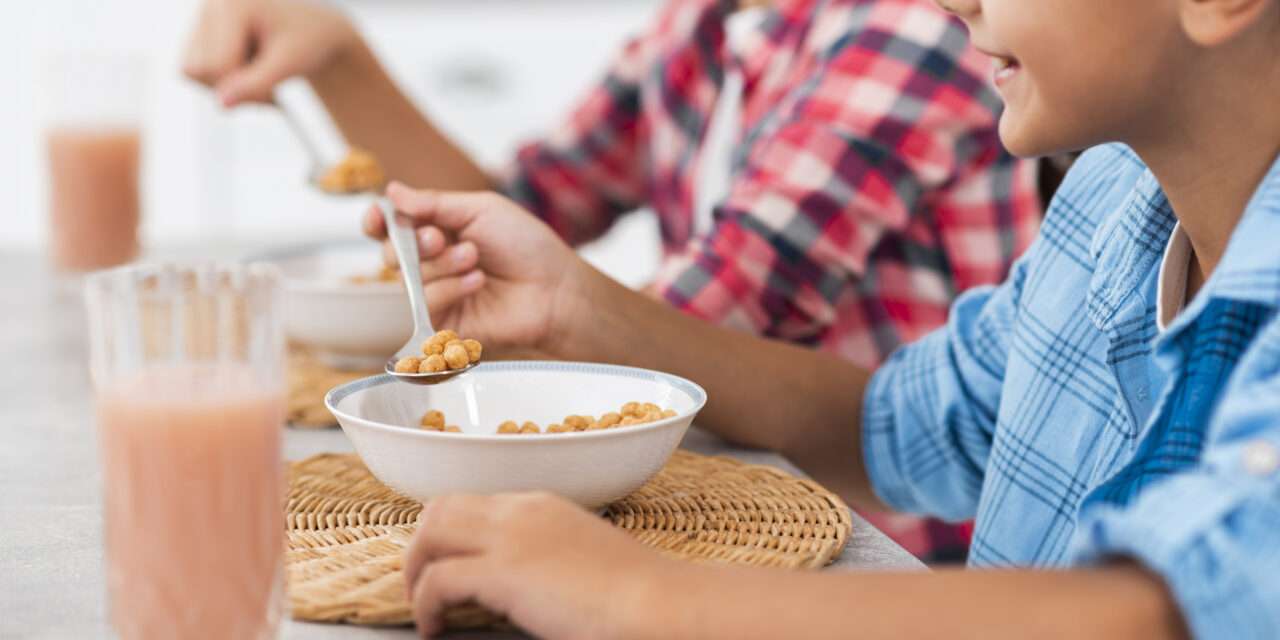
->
xmin=934 ymin=0 xmax=980 ymax=18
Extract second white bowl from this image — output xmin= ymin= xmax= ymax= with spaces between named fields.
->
xmin=256 ymin=241 xmax=411 ymax=370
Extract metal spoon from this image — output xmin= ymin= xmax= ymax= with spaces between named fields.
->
xmin=368 ymin=197 xmax=476 ymax=385
xmin=279 ymin=99 xmax=475 ymax=384
xmin=277 ymin=97 xmax=330 ymax=184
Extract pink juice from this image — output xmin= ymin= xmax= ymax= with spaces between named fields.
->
xmin=47 ymin=128 xmax=141 ymax=271
xmin=96 ymin=365 xmax=285 ymax=640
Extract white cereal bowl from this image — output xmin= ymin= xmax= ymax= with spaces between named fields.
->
xmin=325 ymin=361 xmax=707 ymax=508
xmin=254 ymin=241 xmax=411 ymax=370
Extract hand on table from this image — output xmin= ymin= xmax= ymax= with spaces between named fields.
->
xmin=363 ymin=183 xmax=602 ymax=359
xmin=182 ymin=0 xmax=358 ymax=106
xmin=404 ymin=492 xmax=672 ymax=640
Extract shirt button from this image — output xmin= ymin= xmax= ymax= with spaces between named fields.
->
xmin=1242 ymin=441 xmax=1280 ymax=477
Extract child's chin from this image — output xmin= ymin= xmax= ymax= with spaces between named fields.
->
xmin=997 ymin=113 xmax=1056 ymax=159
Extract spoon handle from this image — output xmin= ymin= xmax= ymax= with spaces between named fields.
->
xmin=379 ymin=196 xmax=436 ymax=350
xmin=274 ymin=92 xmax=328 ymax=177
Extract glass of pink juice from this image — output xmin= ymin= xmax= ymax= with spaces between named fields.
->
xmin=47 ymin=127 xmax=142 ymax=271
xmin=41 ymin=53 xmax=147 ymax=272
xmin=85 ymin=263 xmax=286 ymax=639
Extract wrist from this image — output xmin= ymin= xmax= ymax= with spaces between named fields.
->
xmin=307 ymin=26 xmax=376 ymax=96
xmin=539 ymin=262 xmax=636 ymax=362
xmin=609 ymin=557 xmax=689 ymax=640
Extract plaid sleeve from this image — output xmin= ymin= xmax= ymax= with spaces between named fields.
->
xmin=497 ymin=33 xmax=652 ymax=246
xmin=648 ymin=4 xmax=1029 ymax=343
xmin=861 ymin=255 xmax=1028 ymax=520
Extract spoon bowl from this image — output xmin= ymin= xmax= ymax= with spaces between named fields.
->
xmin=383 ymin=359 xmax=477 ymax=385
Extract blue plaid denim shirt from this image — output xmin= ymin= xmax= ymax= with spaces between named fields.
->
xmin=864 ymin=143 xmax=1280 ymax=638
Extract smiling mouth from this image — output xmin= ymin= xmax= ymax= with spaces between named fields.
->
xmin=990 ymin=55 xmax=1021 ymax=84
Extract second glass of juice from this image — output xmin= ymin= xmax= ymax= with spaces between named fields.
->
xmin=85 ymin=263 xmax=286 ymax=640
xmin=43 ymin=54 xmax=147 ymax=272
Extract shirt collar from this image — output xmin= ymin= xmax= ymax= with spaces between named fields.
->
xmin=1155 ymin=223 xmax=1191 ymax=332
xmin=1160 ymin=151 xmax=1280 ymax=341
xmin=1086 ymin=164 xmax=1176 ymax=333
xmin=1088 ymin=150 xmax=1280 ymax=335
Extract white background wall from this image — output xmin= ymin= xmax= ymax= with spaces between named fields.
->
xmin=0 ymin=0 xmax=663 ymax=285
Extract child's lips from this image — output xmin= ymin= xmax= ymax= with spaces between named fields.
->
xmin=974 ymin=44 xmax=1021 ymax=86
xmin=991 ymin=55 xmax=1021 ymax=86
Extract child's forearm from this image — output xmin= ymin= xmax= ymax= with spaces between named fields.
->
xmin=308 ymin=38 xmax=494 ymax=192
xmin=632 ymin=562 xmax=1187 ymax=640
xmin=560 ymin=268 xmax=883 ymax=509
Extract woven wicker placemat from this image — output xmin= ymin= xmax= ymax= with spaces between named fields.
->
xmin=287 ymin=348 xmax=376 ymax=428
xmin=286 ymin=450 xmax=853 ymax=629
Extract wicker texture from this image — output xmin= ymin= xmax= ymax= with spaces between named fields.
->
xmin=287 ymin=349 xmax=374 ymax=428
xmin=286 ymin=451 xmax=853 ymax=628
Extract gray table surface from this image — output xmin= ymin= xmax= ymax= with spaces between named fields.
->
xmin=0 ymin=247 xmax=922 ymax=639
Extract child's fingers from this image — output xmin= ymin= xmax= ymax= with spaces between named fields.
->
xmin=181 ymin=3 xmax=250 ymax=87
xmin=386 ymin=182 xmax=501 ymax=232
xmin=380 ymin=228 xmax=449 ymax=270
xmin=215 ymin=41 xmax=298 ymax=106
xmin=409 ymin=557 xmax=491 ymax=639
xmin=423 ymin=271 xmax=486 ymax=317
xmin=362 ymin=205 xmax=386 ymax=239
xmin=404 ymin=495 xmax=495 ymax=593
xmin=418 ymin=227 xmax=447 ymax=258
xmin=365 ymin=206 xmax=428 ymax=241
xmin=426 ymin=243 xmax=479 ymax=282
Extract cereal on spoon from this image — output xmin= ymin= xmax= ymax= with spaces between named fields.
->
xmin=393 ymin=329 xmax=482 ymax=374
xmin=317 ymin=148 xmax=386 ymax=194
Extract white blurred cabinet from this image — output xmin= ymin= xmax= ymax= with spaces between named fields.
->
xmin=5 ymin=0 xmax=663 ymax=286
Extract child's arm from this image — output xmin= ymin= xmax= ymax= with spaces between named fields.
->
xmin=365 ymin=183 xmax=1025 ymax=510
xmin=182 ymin=0 xmax=491 ymax=192
xmin=364 ymin=185 xmax=886 ymax=508
xmin=307 ymin=38 xmax=493 ymax=192
xmin=403 ymin=492 xmax=1187 ymax=640
xmin=658 ymin=562 xmax=1186 ymax=640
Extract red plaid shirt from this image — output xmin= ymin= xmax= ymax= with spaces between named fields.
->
xmin=501 ymin=0 xmax=1040 ymax=562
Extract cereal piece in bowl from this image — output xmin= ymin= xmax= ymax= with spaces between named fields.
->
xmin=420 ymin=409 xmax=445 ymax=430
xmin=440 ymin=401 xmax=680 ymax=437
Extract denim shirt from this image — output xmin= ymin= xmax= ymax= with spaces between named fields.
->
xmin=864 ymin=143 xmax=1280 ymax=638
